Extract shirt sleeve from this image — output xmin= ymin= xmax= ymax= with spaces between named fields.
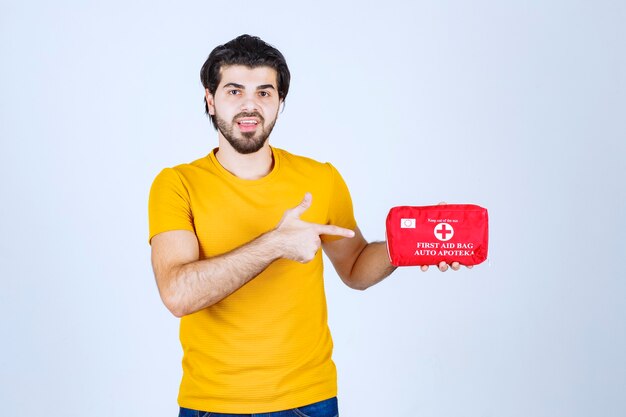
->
xmin=322 ymin=163 xmax=357 ymax=242
xmin=148 ymin=167 xmax=195 ymax=244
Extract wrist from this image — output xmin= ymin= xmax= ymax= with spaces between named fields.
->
xmin=260 ymin=228 xmax=285 ymax=261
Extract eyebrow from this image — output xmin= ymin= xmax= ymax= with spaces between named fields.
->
xmin=223 ymin=82 xmax=276 ymax=91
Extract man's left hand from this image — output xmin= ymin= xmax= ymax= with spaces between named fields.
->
xmin=420 ymin=262 xmax=474 ymax=272
xmin=419 ymin=200 xmax=475 ymax=272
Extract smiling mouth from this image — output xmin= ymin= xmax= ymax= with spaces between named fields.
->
xmin=236 ymin=118 xmax=259 ymax=132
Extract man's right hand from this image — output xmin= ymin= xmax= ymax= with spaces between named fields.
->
xmin=271 ymin=193 xmax=355 ymax=263
xmin=151 ymin=192 xmax=354 ymax=316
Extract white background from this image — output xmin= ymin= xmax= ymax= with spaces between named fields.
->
xmin=1 ymin=1 xmax=625 ymax=416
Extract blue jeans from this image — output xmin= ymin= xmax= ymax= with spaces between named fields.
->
xmin=178 ymin=397 xmax=338 ymax=417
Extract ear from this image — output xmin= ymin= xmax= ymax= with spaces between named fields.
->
xmin=205 ymin=89 xmax=215 ymax=115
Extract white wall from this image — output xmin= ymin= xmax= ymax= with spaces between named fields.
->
xmin=1 ymin=1 xmax=624 ymax=416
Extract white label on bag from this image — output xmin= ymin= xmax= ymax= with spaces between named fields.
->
xmin=401 ymin=218 xmax=416 ymax=228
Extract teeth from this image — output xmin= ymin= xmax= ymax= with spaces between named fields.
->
xmin=239 ymin=120 xmax=257 ymax=124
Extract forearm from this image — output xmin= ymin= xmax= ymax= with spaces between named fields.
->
xmin=345 ymin=241 xmax=397 ymax=290
xmin=155 ymin=193 xmax=355 ymax=317
xmin=165 ymin=232 xmax=280 ymax=317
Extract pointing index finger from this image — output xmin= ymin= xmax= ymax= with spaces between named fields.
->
xmin=316 ymin=224 xmax=355 ymax=238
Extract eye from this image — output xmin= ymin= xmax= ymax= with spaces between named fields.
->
xmin=228 ymin=89 xmax=241 ymax=95
xmin=259 ymin=91 xmax=270 ymax=97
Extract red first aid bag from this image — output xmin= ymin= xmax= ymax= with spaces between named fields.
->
xmin=386 ymin=204 xmax=489 ymax=267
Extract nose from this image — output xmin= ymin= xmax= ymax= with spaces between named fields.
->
xmin=240 ymin=93 xmax=259 ymax=113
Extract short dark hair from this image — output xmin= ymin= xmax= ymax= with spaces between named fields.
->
xmin=200 ymin=34 xmax=291 ymax=129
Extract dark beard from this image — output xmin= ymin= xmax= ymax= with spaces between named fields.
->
xmin=215 ymin=111 xmax=277 ymax=155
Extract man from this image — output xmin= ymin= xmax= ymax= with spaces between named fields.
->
xmin=149 ymin=34 xmax=462 ymax=417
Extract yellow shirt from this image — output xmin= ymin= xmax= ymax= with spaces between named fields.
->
xmin=148 ymin=147 xmax=356 ymax=413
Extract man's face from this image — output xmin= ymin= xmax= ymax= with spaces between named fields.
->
xmin=206 ymin=65 xmax=281 ymax=154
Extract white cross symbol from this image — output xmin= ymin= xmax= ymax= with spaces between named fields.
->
xmin=434 ymin=223 xmax=454 ymax=241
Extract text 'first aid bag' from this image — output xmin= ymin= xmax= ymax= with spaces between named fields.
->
xmin=386 ymin=204 xmax=489 ymax=267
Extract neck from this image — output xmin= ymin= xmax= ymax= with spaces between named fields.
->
xmin=214 ymin=140 xmax=274 ymax=180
